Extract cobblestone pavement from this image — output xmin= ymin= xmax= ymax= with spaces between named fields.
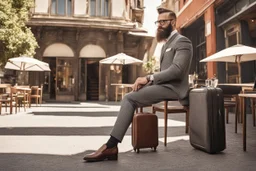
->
xmin=0 ymin=102 xmax=255 ymax=171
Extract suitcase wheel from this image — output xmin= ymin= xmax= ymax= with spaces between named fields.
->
xmin=134 ymin=148 xmax=140 ymax=153
xmin=151 ymin=147 xmax=157 ymax=152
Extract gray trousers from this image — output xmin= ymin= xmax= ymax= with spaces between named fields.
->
xmin=110 ymin=84 xmax=179 ymax=142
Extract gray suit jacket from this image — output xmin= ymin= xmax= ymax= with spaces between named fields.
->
xmin=152 ymin=32 xmax=193 ymax=100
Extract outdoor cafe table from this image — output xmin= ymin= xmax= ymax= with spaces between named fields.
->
xmin=111 ymin=83 xmax=133 ymax=101
xmin=0 ymin=84 xmax=10 ymax=94
xmin=218 ymin=83 xmax=255 ymax=150
xmin=218 ymin=83 xmax=254 ymax=113
xmin=238 ymin=93 xmax=256 ymax=151
xmin=218 ymin=83 xmax=254 ymax=90
xmin=15 ymin=87 xmax=31 ymax=109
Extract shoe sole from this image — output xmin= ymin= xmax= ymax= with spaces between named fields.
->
xmin=84 ymin=155 xmax=118 ymax=162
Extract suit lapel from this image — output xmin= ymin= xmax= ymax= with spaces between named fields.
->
xmin=160 ymin=33 xmax=179 ymax=64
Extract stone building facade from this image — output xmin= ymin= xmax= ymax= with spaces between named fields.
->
xmin=26 ymin=0 xmax=152 ymax=101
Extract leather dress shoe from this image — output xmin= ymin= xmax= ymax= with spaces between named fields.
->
xmin=83 ymin=144 xmax=118 ymax=162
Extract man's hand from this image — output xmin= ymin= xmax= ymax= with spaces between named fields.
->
xmin=132 ymin=76 xmax=149 ymax=91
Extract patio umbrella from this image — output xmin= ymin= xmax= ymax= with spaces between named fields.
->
xmin=4 ymin=56 xmax=51 ymax=71
xmin=200 ymin=44 xmax=256 ymax=83
xmin=99 ymin=53 xmax=143 ymax=65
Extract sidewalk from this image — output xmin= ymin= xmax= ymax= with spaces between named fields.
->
xmin=0 ymin=102 xmax=255 ymax=171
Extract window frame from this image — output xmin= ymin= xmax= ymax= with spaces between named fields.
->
xmin=196 ymin=25 xmax=207 ymax=79
xmin=224 ymin=23 xmax=241 ymax=83
xmin=89 ymin=0 xmax=110 ymax=17
xmin=50 ymin=0 xmax=73 ymax=17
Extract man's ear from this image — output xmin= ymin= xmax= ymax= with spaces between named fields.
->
xmin=171 ymin=20 xmax=176 ymax=27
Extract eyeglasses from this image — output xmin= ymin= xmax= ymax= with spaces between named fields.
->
xmin=154 ymin=19 xmax=173 ymax=26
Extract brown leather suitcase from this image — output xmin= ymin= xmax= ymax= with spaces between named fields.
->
xmin=132 ymin=112 xmax=158 ymax=153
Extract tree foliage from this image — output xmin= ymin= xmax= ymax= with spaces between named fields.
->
xmin=0 ymin=0 xmax=38 ymax=66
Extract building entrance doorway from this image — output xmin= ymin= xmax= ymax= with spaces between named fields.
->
xmin=43 ymin=57 xmax=75 ymax=101
xmin=87 ymin=59 xmax=99 ymax=100
xmin=43 ymin=57 xmax=56 ymax=100
xmin=80 ymin=59 xmax=100 ymax=100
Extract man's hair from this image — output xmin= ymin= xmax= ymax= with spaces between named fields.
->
xmin=157 ymin=8 xmax=176 ymax=20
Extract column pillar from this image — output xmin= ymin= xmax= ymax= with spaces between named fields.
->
xmin=117 ymin=31 xmax=124 ymax=52
xmin=204 ymin=4 xmax=217 ymax=78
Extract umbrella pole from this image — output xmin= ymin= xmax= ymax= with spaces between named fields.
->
xmin=238 ymin=62 xmax=241 ymax=83
xmin=236 ymin=55 xmax=242 ymax=83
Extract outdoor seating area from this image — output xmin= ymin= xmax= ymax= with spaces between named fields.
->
xmin=110 ymin=74 xmax=256 ymax=152
xmin=0 ymin=101 xmax=255 ymax=170
xmin=136 ymin=78 xmax=256 ymax=152
xmin=1 ymin=0 xmax=256 ymax=170
xmin=0 ymin=84 xmax=43 ymax=115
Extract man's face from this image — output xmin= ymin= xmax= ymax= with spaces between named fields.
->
xmin=156 ymin=12 xmax=174 ymax=42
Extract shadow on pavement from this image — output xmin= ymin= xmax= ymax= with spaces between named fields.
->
xmin=29 ymin=111 xmax=119 ymax=117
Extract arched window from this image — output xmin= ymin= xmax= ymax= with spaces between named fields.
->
xmin=79 ymin=44 xmax=106 ymax=58
xmin=43 ymin=43 xmax=74 ymax=57
xmin=51 ymin=0 xmax=72 ymax=16
xmin=90 ymin=0 xmax=109 ymax=17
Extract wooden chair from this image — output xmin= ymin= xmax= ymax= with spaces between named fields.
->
xmin=15 ymin=86 xmax=31 ymax=111
xmin=152 ymin=100 xmax=189 ymax=146
xmin=218 ymin=85 xmax=244 ymax=134
xmin=0 ymin=87 xmax=18 ymax=114
xmin=241 ymin=89 xmax=256 ymax=127
xmin=251 ymin=98 xmax=256 ymax=127
xmin=217 ymin=85 xmax=241 ymax=126
xmin=30 ymin=86 xmax=40 ymax=106
xmin=39 ymin=84 xmax=43 ymax=105
xmin=223 ymin=95 xmax=240 ymax=124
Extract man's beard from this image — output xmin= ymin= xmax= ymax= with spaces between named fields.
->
xmin=156 ymin=24 xmax=173 ymax=42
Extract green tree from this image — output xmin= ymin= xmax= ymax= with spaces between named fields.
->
xmin=0 ymin=0 xmax=38 ymax=66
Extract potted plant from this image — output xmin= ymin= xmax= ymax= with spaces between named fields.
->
xmin=143 ymin=56 xmax=158 ymax=74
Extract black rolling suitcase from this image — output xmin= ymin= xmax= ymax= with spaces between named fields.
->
xmin=189 ymin=87 xmax=226 ymax=153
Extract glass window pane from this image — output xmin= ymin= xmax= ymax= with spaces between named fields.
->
xmin=97 ymin=0 xmax=101 ymax=16
xmin=99 ymin=0 xmax=108 ymax=16
xmin=101 ymin=0 xmax=104 ymax=16
xmin=137 ymin=0 xmax=141 ymax=8
xmin=57 ymin=59 xmax=74 ymax=95
xmin=67 ymin=0 xmax=72 ymax=16
xmin=228 ymin=34 xmax=237 ymax=46
xmin=51 ymin=0 xmax=56 ymax=14
xmin=104 ymin=0 xmax=108 ymax=16
xmin=227 ymin=33 xmax=239 ymax=83
xmin=90 ymin=0 xmax=96 ymax=16
xmin=57 ymin=0 xmax=66 ymax=15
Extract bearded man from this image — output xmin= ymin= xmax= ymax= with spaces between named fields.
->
xmin=83 ymin=8 xmax=193 ymax=162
